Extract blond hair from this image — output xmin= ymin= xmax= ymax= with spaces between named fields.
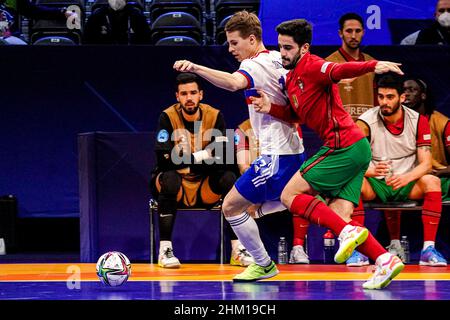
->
xmin=224 ymin=10 xmax=262 ymax=41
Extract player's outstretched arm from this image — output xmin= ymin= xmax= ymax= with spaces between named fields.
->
xmin=330 ymin=60 xmax=403 ymax=83
xmin=173 ymin=60 xmax=247 ymax=92
xmin=374 ymin=61 xmax=404 ymax=75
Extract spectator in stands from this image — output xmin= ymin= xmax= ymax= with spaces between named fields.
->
xmin=2 ymin=0 xmax=77 ymax=31
xmin=405 ymin=0 xmax=450 ymax=45
xmin=356 ymin=73 xmax=447 ymax=267
xmin=1 ymin=1 xmax=26 ymax=44
xmin=83 ymin=0 xmax=151 ymax=44
xmin=1 ymin=0 xmax=77 ymax=44
xmin=151 ymin=72 xmax=241 ymax=268
xmin=326 ymin=12 xmax=376 ymax=122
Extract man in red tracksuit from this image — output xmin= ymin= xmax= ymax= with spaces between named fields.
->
xmin=251 ymin=18 xmax=405 ymax=290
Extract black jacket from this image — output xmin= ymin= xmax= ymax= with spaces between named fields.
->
xmin=83 ymin=4 xmax=151 ymax=44
xmin=416 ymin=21 xmax=450 ymax=45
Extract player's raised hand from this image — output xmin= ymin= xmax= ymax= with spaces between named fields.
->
xmin=374 ymin=61 xmax=404 ymax=75
xmin=173 ymin=60 xmax=197 ymax=72
xmin=250 ymin=90 xmax=271 ymax=114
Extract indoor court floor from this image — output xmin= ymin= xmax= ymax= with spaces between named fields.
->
xmin=1 ymin=263 xmax=450 ymax=300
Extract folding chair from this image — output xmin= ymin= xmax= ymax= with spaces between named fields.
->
xmin=148 ymin=198 xmax=225 ymax=264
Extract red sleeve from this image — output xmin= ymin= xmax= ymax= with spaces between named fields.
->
xmin=444 ymin=121 xmax=450 ymax=147
xmin=417 ymin=115 xmax=431 ymax=147
xmin=235 ymin=128 xmax=248 ymax=152
xmin=268 ymin=103 xmax=299 ymax=123
xmin=329 ymin=60 xmax=378 ymax=83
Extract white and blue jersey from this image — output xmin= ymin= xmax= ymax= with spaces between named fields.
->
xmin=235 ymin=50 xmax=306 ymax=203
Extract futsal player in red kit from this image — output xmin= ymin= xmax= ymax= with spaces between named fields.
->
xmin=251 ymin=19 xmax=405 ymax=289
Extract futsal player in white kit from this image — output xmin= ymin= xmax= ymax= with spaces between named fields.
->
xmin=173 ymin=11 xmax=305 ymax=281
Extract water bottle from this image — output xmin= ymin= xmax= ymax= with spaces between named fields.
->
xmin=401 ymin=236 xmax=410 ymax=263
xmin=381 ymin=156 xmax=393 ymax=178
xmin=277 ymin=237 xmax=288 ymax=264
xmin=323 ymin=230 xmax=335 ymax=264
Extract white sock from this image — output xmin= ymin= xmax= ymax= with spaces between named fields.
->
xmin=390 ymin=239 xmax=401 ymax=246
xmin=159 ymin=240 xmax=172 ymax=255
xmin=256 ymin=201 xmax=287 ymax=218
xmin=231 ymin=240 xmax=241 ymax=251
xmin=226 ymin=212 xmax=271 ymax=267
xmin=423 ymin=241 xmax=435 ymax=250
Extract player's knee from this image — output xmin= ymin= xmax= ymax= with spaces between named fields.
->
xmin=159 ymin=170 xmax=182 ymax=195
xmin=421 ymin=174 xmax=441 ymax=191
xmin=280 ymin=189 xmax=293 ymax=209
xmin=221 ymin=191 xmax=245 ymax=217
xmin=221 ymin=197 xmax=234 ymax=217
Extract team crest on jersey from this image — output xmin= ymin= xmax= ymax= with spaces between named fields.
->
xmin=297 ymin=78 xmax=304 ymax=92
xmin=157 ymin=129 xmax=169 ymax=143
xmin=234 ymin=132 xmax=240 ymax=145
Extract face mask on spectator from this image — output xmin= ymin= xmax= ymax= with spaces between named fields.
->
xmin=438 ymin=12 xmax=450 ymax=28
xmin=108 ymin=0 xmax=126 ymax=11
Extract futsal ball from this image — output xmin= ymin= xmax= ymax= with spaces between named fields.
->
xmin=96 ymin=251 xmax=131 ymax=287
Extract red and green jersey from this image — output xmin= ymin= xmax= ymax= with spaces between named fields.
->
xmin=271 ymin=52 xmax=378 ymax=149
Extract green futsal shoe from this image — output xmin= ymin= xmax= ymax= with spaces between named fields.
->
xmin=233 ymin=261 xmax=279 ymax=282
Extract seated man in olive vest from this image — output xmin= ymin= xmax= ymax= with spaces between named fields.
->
xmin=356 ymin=73 xmax=447 ymax=267
xmin=151 ymin=72 xmax=238 ymax=268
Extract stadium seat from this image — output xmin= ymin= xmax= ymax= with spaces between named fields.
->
xmin=155 ymin=35 xmax=200 ymax=46
xmin=215 ymin=14 xmax=231 ymax=45
xmin=32 ymin=36 xmax=78 ymax=45
xmin=150 ymin=11 xmax=202 ymax=44
xmin=214 ymin=0 xmax=260 ymax=27
xmin=30 ymin=0 xmax=85 ymax=44
xmin=148 ymin=0 xmax=203 ymax=23
xmin=387 ymin=19 xmax=434 ymax=44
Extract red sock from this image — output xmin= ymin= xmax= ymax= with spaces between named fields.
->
xmin=290 ymin=194 xmax=347 ymax=236
xmin=292 ymin=215 xmax=309 ymax=247
xmin=349 ymin=220 xmax=386 ymax=261
xmin=422 ymin=191 xmax=442 ymax=241
xmin=352 ymin=197 xmax=365 ymax=226
xmin=384 ymin=210 xmax=402 ymax=240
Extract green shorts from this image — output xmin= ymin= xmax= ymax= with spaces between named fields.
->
xmin=366 ymin=177 xmax=416 ymax=203
xmin=300 ymin=138 xmax=371 ymax=206
xmin=440 ymin=177 xmax=450 ymax=201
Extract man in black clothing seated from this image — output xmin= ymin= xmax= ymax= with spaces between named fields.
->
xmin=83 ymin=0 xmax=150 ymax=44
xmin=150 ymin=73 xmax=240 ymax=268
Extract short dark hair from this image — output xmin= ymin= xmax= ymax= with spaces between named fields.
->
xmin=404 ymin=76 xmax=435 ymax=115
xmin=175 ymin=73 xmax=202 ymax=91
xmin=339 ymin=13 xmax=364 ymax=30
xmin=376 ymin=73 xmax=405 ymax=95
xmin=276 ymin=19 xmax=313 ymax=46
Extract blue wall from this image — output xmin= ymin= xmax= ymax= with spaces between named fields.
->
xmin=260 ymin=0 xmax=436 ymax=45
